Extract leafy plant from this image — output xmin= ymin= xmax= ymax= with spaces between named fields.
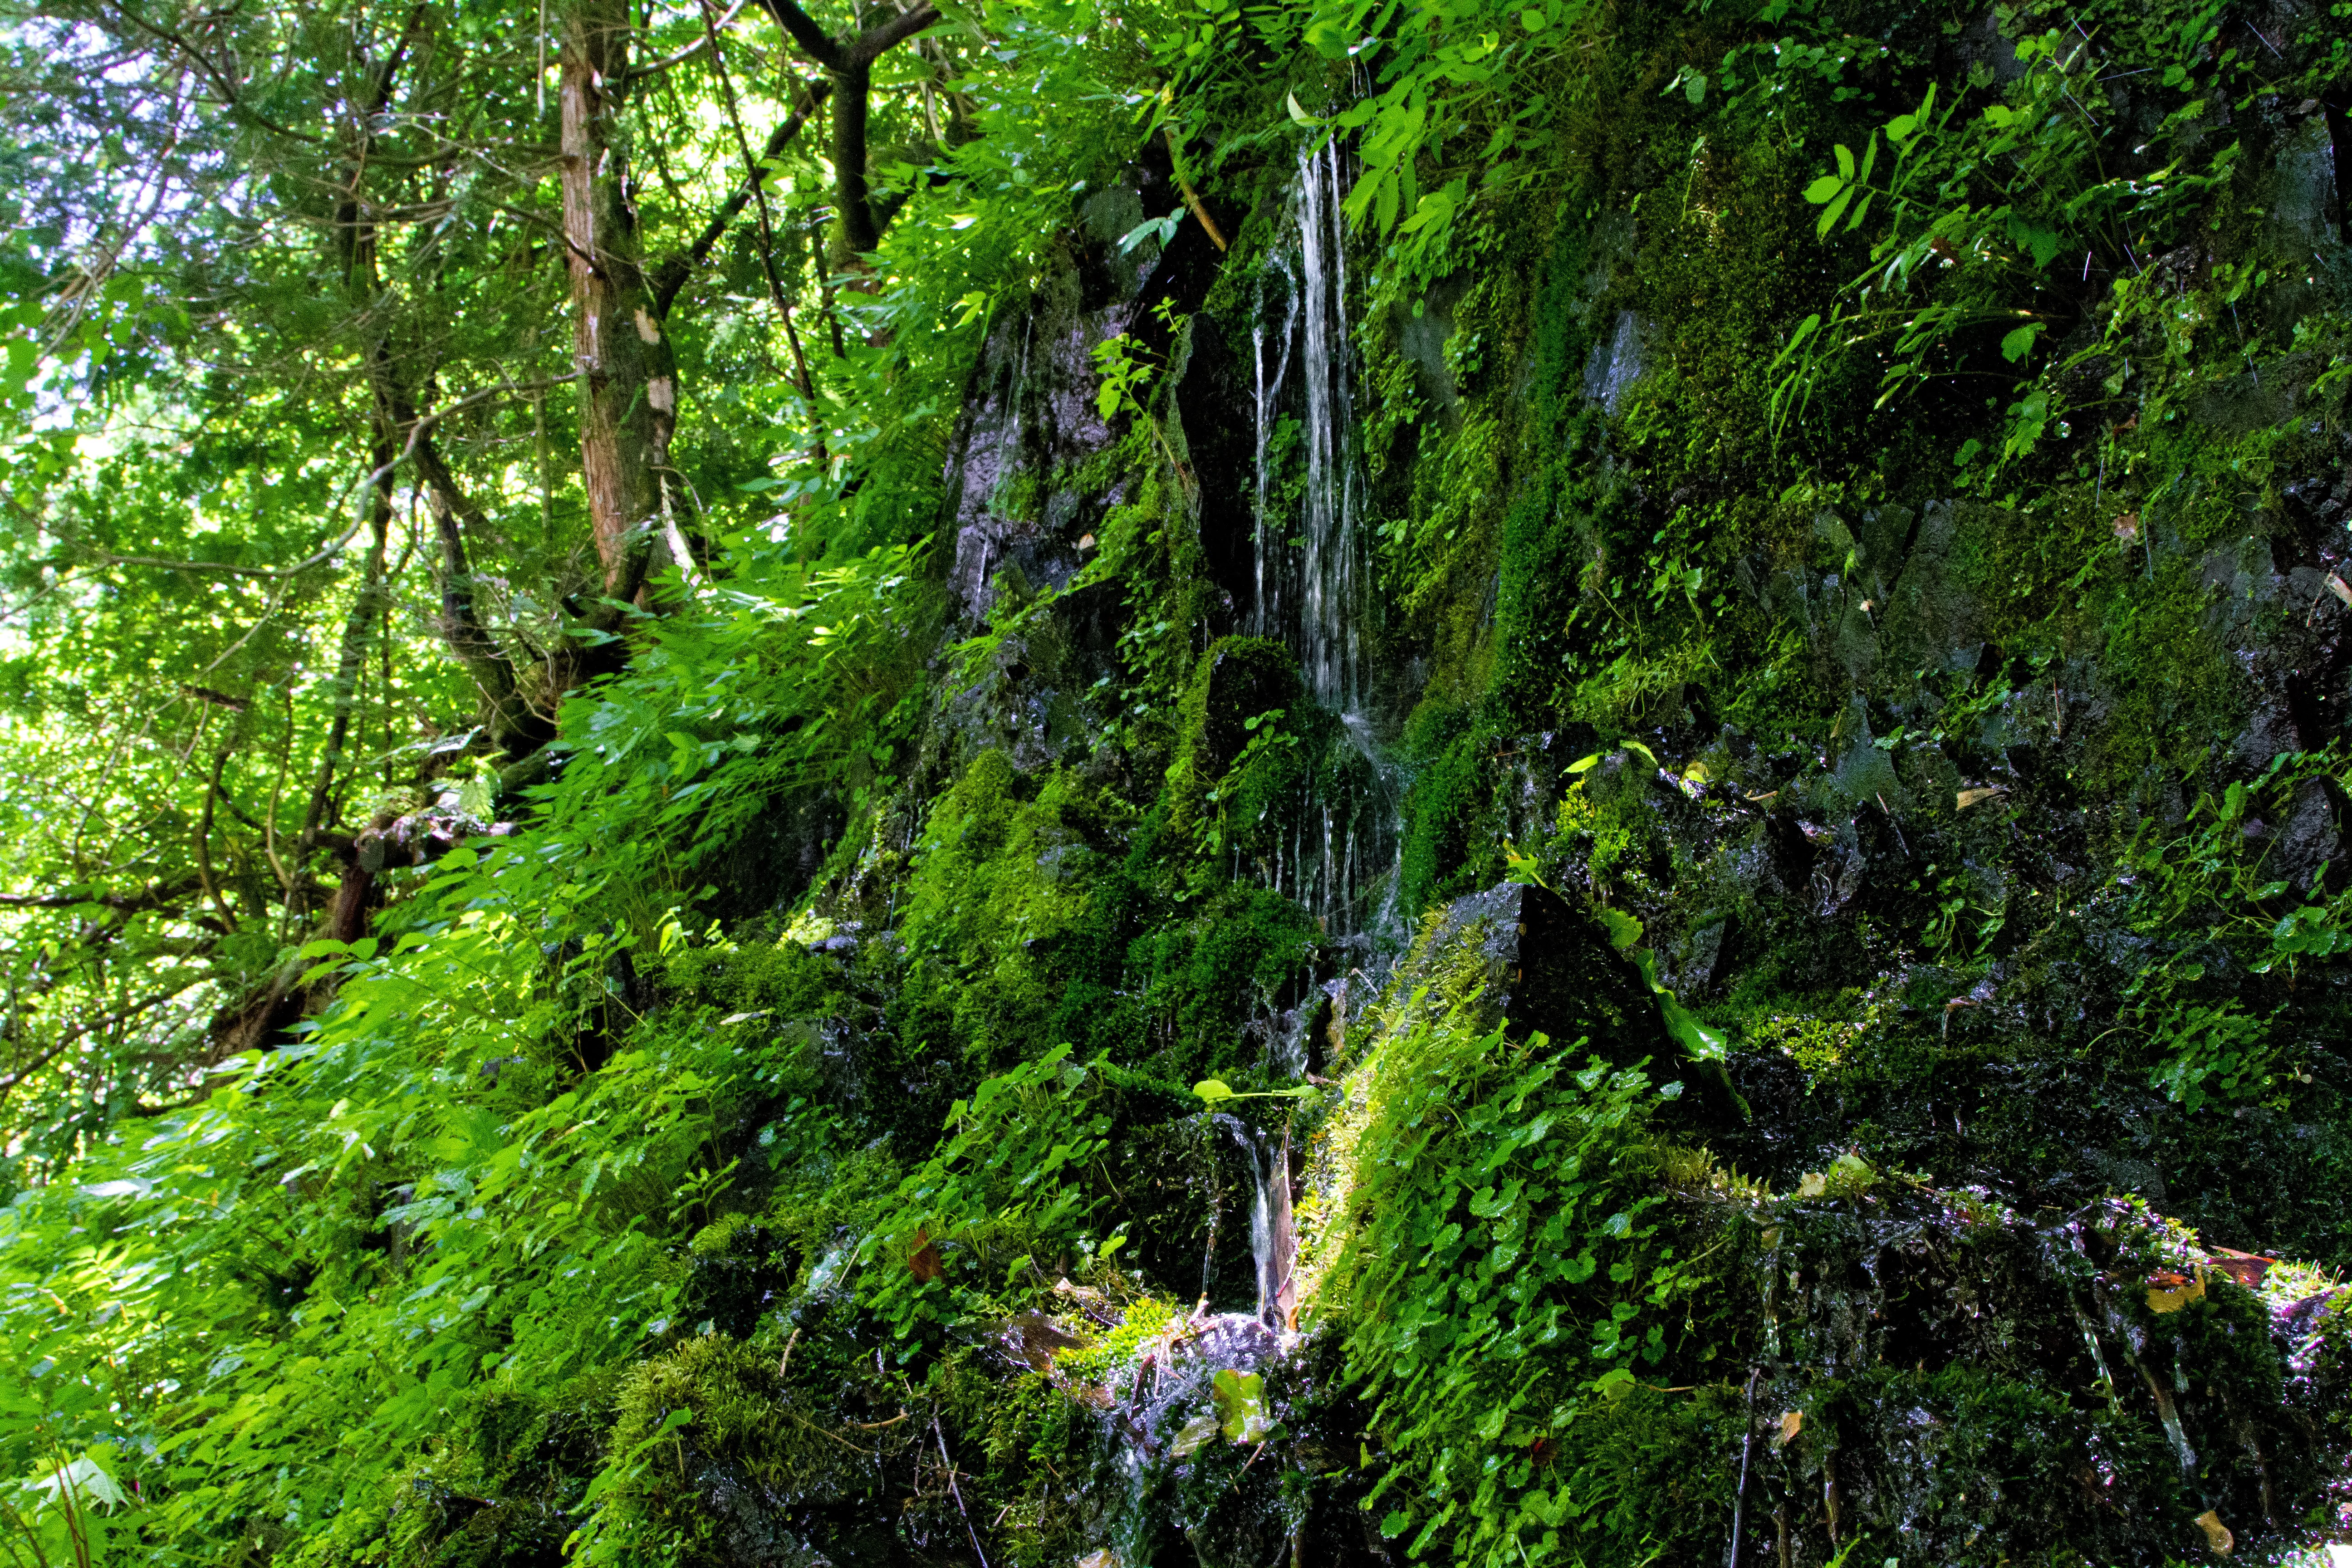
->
xmin=1776 ymin=10 xmax=2250 ymax=461
xmin=1318 ymin=991 xmax=1710 ymax=1565
xmin=2108 ymin=751 xmax=2352 ymax=1108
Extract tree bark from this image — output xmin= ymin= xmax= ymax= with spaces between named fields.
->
xmin=560 ymin=0 xmax=682 ymax=599
xmin=829 ymin=59 xmax=879 ymax=255
xmin=376 ymin=368 xmax=554 ymax=762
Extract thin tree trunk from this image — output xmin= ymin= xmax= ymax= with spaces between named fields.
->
xmin=380 ymin=366 xmax=552 ymax=760
xmin=292 ymin=446 xmax=394 ymax=899
xmin=752 ymin=0 xmax=939 ymax=267
xmin=828 ymin=59 xmax=877 ymax=257
xmin=559 ymin=0 xmax=681 ymax=601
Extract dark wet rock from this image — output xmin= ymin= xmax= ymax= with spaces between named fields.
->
xmin=681 ymin=1224 xmax=799 ymax=1343
xmin=1113 ymin=1112 xmax=1282 ymax=1315
xmin=1396 ymin=270 xmax=1469 ymax=429
xmin=1175 ymin=313 xmax=1260 ymax=623
xmin=1669 ymin=914 xmax=1734 ymax=997
xmin=1582 ymin=309 xmax=1650 ymax=414
xmin=2276 ymin=778 xmax=2342 ymax=890
xmin=1392 ymin=880 xmax=1670 ymax=1060
xmin=1690 ymin=1186 xmax=2345 ymax=1567
xmin=1878 ymin=500 xmax=1985 ymax=678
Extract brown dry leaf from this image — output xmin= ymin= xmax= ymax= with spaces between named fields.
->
xmin=1774 ymin=1410 xmax=1803 ymax=1448
xmin=2113 ymin=512 xmax=2141 ymax=543
xmin=2327 ymin=573 xmax=2352 ymax=608
xmin=994 ymin=1308 xmax=1088 ymax=1372
xmin=2205 ymin=1248 xmax=2274 ymax=1288
xmin=2146 ymin=1266 xmax=2205 ymax=1314
xmin=1957 ymin=785 xmax=2009 ymax=810
xmin=2194 ymin=1509 xmax=2233 ymax=1555
xmin=908 ymin=1226 xmax=942 ymax=1284
xmin=1077 ymin=533 xmax=1098 ymax=552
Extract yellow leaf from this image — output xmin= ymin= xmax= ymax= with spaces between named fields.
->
xmin=1957 ymin=785 xmax=2008 ymax=810
xmin=1773 ymin=1410 xmax=1803 ymax=1447
xmin=2146 ymin=1266 xmax=2205 ymax=1314
xmin=2194 ymin=1510 xmax=2233 ymax=1555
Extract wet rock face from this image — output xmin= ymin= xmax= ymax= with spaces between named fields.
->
xmin=732 ymin=52 xmax=2352 ymax=1568
xmin=1396 ymin=881 xmax=1667 ymax=1062
xmin=1114 ymin=1112 xmax=1280 ymax=1315
xmin=1703 ymin=1188 xmax=2350 ymax=1568
xmin=681 ymin=1224 xmax=801 ymax=1341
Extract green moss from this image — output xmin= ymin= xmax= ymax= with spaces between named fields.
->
xmin=387 ymin=1376 xmax=616 ymax=1568
xmin=1125 ymin=885 xmax=1315 ymax=1079
xmin=1164 ymin=636 xmax=1304 ymax=842
xmin=2084 ymin=556 xmax=2246 ymax=790
xmin=596 ymin=1336 xmax=901 ymax=1566
xmin=895 ymin=749 xmax=1133 ymax=1073
xmin=662 ymin=939 xmax=836 ymax=1019
xmin=1396 ymin=710 xmax=1489 ymax=923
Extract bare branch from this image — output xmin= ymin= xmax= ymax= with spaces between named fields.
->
xmin=843 ymin=4 xmax=942 ymax=69
xmin=751 ymin=0 xmax=847 ymax=70
xmin=0 ymin=879 xmax=201 ymax=914
xmin=654 ymin=77 xmax=831 ymax=317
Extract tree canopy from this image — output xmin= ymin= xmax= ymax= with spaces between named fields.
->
xmin=0 ymin=0 xmax=1169 ymax=1165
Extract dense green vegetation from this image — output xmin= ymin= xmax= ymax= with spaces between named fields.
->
xmin=3 ymin=0 xmax=2352 ymax=1561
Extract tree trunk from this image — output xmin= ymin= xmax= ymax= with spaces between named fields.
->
xmin=560 ymin=0 xmax=681 ymax=601
xmin=752 ymin=1 xmax=939 ymax=268
xmin=828 ymin=60 xmax=879 ymax=258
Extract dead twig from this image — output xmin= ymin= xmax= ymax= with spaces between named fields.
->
xmin=932 ymin=1416 xmax=990 ymax=1568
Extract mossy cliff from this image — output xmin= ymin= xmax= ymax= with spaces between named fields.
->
xmin=402 ymin=0 xmax=2352 ymax=1560
xmin=532 ymin=0 xmax=2352 ymax=1543
xmin=15 ymin=0 xmax=2352 ymax=1564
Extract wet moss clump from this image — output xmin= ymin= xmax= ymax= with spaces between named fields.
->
xmin=591 ymin=1336 xmax=897 ymax=1565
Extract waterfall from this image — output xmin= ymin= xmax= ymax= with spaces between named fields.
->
xmin=1239 ymin=139 xmax=1408 ymax=1027
xmin=1238 ymin=1121 xmax=1297 ymax=1330
xmin=1293 ymin=139 xmax=1360 ymax=713
xmin=1251 ymin=253 xmax=1297 ymax=650
xmin=1250 ymin=142 xmax=1363 ymax=713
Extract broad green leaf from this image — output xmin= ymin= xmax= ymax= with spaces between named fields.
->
xmin=1816 ymin=185 xmax=1855 ymax=236
xmin=1212 ymin=1368 xmax=1272 ymax=1442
